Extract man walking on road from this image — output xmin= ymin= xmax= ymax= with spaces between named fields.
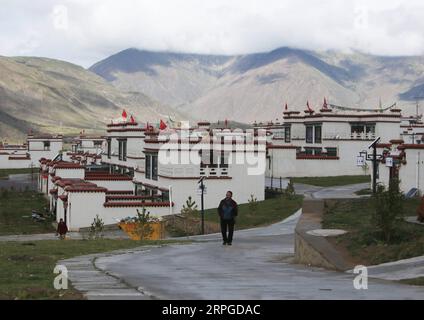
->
xmin=218 ymin=191 xmax=238 ymax=246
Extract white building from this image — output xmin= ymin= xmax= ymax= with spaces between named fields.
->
xmin=376 ymin=140 xmax=424 ymax=195
xmin=103 ymin=118 xmax=266 ymax=214
xmin=0 ymin=134 xmax=63 ymax=169
xmin=41 ymin=159 xmax=171 ymax=231
xmin=131 ymin=122 xmax=266 ymax=214
xmin=256 ymin=102 xmax=402 ymax=178
xmin=70 ymin=134 xmax=105 ymax=154
xmin=42 ymin=113 xmax=266 ymax=230
xmin=400 ymin=114 xmax=424 ymax=144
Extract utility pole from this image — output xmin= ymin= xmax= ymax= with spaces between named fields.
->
xmin=198 ymin=176 xmax=206 ymax=235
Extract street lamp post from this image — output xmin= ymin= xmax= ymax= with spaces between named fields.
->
xmin=198 ymin=176 xmax=206 ymax=235
xmin=368 ymin=137 xmax=381 ymax=194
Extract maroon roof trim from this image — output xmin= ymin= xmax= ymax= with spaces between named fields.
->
xmin=103 ymin=201 xmax=173 ymax=208
xmin=106 ymin=190 xmax=134 ymax=195
xmin=296 ymin=155 xmax=340 ymax=160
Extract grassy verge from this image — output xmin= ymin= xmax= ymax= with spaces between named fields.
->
xmin=354 ymin=188 xmax=372 ymax=196
xmin=0 ymin=239 xmax=182 ymax=299
xmin=399 ymin=277 xmax=424 ymax=286
xmin=323 ymin=198 xmax=424 ymax=265
xmin=0 ymin=191 xmax=54 ymax=235
xmin=291 ymin=175 xmax=370 ymax=187
xmin=0 ymin=168 xmax=35 ymax=179
xmin=194 ymin=195 xmax=303 ymax=230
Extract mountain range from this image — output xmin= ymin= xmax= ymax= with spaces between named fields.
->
xmin=90 ymin=47 xmax=424 ymax=123
xmin=2 ymin=46 xmax=424 ymax=141
xmin=0 ymin=56 xmax=184 ymax=142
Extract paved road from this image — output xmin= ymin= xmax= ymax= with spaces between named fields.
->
xmin=265 ymin=178 xmax=369 ymax=199
xmin=92 ymin=211 xmax=424 ymax=300
xmin=294 ymin=183 xmax=369 ymax=199
xmin=0 ymin=230 xmax=130 ymax=242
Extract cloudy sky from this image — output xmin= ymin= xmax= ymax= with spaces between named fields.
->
xmin=1 ymin=0 xmax=424 ymax=67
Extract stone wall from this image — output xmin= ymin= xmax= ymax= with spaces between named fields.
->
xmin=294 ymin=200 xmax=352 ymax=271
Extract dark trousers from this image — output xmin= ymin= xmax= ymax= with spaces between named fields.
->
xmin=220 ymin=219 xmax=235 ymax=243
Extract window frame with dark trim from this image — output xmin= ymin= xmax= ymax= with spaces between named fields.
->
xmin=145 ymin=153 xmax=158 ymax=181
xmin=305 ymin=123 xmax=322 ymax=144
xmin=43 ymin=141 xmax=51 ymax=151
xmin=118 ymin=139 xmax=127 ymax=161
xmin=284 ymin=125 xmax=291 ymax=143
xmin=107 ymin=138 xmax=111 ymax=159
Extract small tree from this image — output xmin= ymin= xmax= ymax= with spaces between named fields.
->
xmin=89 ymin=215 xmax=104 ymax=239
xmin=180 ymin=196 xmax=198 ymax=234
xmin=248 ymin=194 xmax=258 ymax=213
xmin=134 ymin=207 xmax=159 ymax=240
xmin=180 ymin=196 xmax=198 ymax=217
xmin=372 ymin=178 xmax=405 ymax=243
xmin=283 ymin=179 xmax=296 ymax=199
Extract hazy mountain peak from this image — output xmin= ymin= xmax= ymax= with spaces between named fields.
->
xmin=89 ymin=45 xmax=424 ymax=122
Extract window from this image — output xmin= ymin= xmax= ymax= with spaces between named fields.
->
xmin=306 ymin=126 xmax=313 ymax=143
xmin=107 ymin=139 xmax=111 ymax=159
xmin=145 ymin=155 xmax=151 ymax=179
xmin=118 ymin=139 xmax=127 ymax=161
xmin=200 ymin=149 xmax=219 ymax=168
xmin=304 ymin=147 xmax=322 ymax=155
xmin=304 ymin=147 xmax=313 ymax=155
xmin=160 ymin=191 xmax=170 ymax=202
xmin=351 ymin=123 xmax=365 ymax=134
xmin=145 ymin=153 xmax=158 ymax=181
xmin=200 ymin=149 xmax=210 ymax=167
xmin=306 ymin=124 xmax=322 ymax=143
xmin=284 ymin=126 xmax=291 ymax=143
xmin=314 ymin=125 xmax=322 ymax=143
xmin=350 ymin=123 xmax=375 ymax=135
xmin=366 ymin=124 xmax=375 ymax=134
xmin=43 ymin=141 xmax=50 ymax=151
xmin=94 ymin=140 xmax=103 ymax=147
xmin=220 ymin=151 xmax=229 ymax=168
xmin=326 ymin=147 xmax=337 ymax=157
xmin=152 ymin=155 xmax=158 ymax=181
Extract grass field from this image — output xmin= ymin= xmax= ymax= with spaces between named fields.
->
xmin=192 ymin=195 xmax=303 ymax=230
xmin=291 ymin=175 xmax=371 ymax=187
xmin=0 ymin=239 xmax=182 ymax=299
xmin=0 ymin=168 xmax=36 ymax=179
xmin=0 ymin=191 xmax=54 ymax=235
xmin=323 ymin=198 xmax=424 ymax=266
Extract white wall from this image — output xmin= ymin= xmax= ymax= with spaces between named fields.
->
xmin=267 ymin=140 xmax=371 ymax=178
xmin=54 ymin=168 xmax=85 ymax=180
xmin=0 ymin=155 xmax=33 ymax=169
xmin=65 ymin=191 xmax=171 ymax=230
xmin=379 ymin=149 xmax=424 ymax=194
xmin=84 ymin=179 xmax=134 ymax=191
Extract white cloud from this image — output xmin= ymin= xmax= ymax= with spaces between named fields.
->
xmin=0 ymin=0 xmax=424 ymax=67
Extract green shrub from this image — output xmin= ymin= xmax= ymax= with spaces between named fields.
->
xmin=89 ymin=215 xmax=104 ymax=240
xmin=372 ymin=178 xmax=405 ymax=243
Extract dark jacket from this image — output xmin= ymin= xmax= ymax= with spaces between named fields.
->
xmin=57 ymin=221 xmax=68 ymax=235
xmin=218 ymin=198 xmax=238 ymax=220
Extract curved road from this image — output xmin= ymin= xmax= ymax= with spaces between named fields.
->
xmin=93 ymin=211 xmax=424 ymax=300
